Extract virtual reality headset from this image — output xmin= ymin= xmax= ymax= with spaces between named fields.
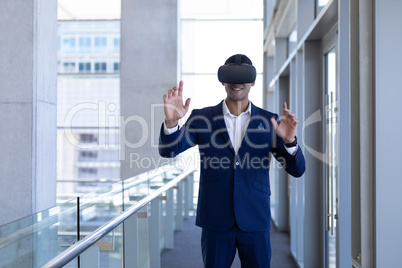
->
xmin=217 ymin=54 xmax=257 ymax=84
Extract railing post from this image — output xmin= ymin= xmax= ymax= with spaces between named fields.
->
xmin=138 ymin=206 xmax=150 ymax=268
xmin=189 ymin=173 xmax=194 ymax=211
xmin=80 ymin=246 xmax=99 ymax=268
xmin=149 ymin=199 xmax=161 ymax=268
xmin=165 ymin=188 xmax=174 ymax=249
xmin=183 ymin=177 xmax=189 ymax=219
xmin=175 ymin=181 xmax=183 ymax=231
xmin=124 ymin=214 xmax=139 ymax=268
xmin=183 ymin=173 xmax=194 ymax=218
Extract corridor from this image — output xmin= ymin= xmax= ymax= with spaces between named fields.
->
xmin=161 ymin=216 xmax=296 ymax=268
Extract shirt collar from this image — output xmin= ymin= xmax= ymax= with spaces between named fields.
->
xmin=222 ymin=99 xmax=251 ymax=117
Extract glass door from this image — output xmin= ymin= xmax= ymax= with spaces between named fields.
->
xmin=323 ymin=29 xmax=339 ymax=268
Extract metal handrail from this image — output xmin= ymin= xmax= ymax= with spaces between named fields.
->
xmin=42 ymin=168 xmax=195 ymax=268
xmin=0 ymin=165 xmax=175 ymax=250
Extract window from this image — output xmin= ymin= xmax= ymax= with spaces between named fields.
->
xmin=287 ymin=27 xmax=297 ymax=57
xmin=62 ymin=37 xmax=76 ymax=51
xmin=113 ymin=37 xmax=120 ymax=52
xmin=95 ymin=37 xmax=107 ymax=47
xmin=114 ymin=38 xmax=120 ymax=47
xmin=78 ymin=167 xmax=98 ymax=178
xmin=113 ymin=62 xmax=120 ymax=72
xmin=94 ymin=62 xmax=107 ymax=72
xmin=79 ymin=62 xmax=91 ymax=73
xmin=318 ymin=0 xmax=330 ymax=6
xmin=79 ymin=151 xmax=98 ymax=161
xmin=79 ymin=133 xmax=98 ymax=143
xmin=63 ymin=62 xmax=76 ymax=73
xmin=78 ymin=167 xmax=98 ymax=188
xmin=316 ymin=0 xmax=330 ymax=17
xmin=79 ymin=37 xmax=91 ymax=48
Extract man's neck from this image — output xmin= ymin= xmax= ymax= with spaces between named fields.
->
xmin=225 ymin=98 xmax=249 ymax=116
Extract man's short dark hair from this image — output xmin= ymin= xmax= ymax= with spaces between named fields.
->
xmin=224 ymin=54 xmax=253 ymax=66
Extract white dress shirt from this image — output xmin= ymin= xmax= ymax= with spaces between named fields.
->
xmin=222 ymin=100 xmax=251 ymax=153
xmin=164 ymin=100 xmax=297 ymax=155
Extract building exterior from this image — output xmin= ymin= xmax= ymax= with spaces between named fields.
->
xmin=57 ymin=21 xmax=121 ymax=196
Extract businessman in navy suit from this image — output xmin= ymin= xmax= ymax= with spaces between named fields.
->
xmin=159 ymin=54 xmax=305 ymax=267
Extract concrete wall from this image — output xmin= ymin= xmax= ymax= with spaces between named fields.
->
xmin=302 ymin=41 xmax=324 ymax=268
xmin=0 ymin=0 xmax=57 ymax=226
xmin=277 ymin=76 xmax=290 ymax=231
xmin=120 ymin=0 xmax=179 ymax=179
xmin=375 ymin=0 xmax=402 ymax=265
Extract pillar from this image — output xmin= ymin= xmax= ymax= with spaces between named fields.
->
xmin=375 ymin=0 xmax=402 ymax=266
xmin=0 ymin=0 xmax=57 ymax=226
xmin=120 ymin=0 xmax=179 ymax=179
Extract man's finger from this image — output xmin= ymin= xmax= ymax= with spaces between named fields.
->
xmin=283 ymin=102 xmax=288 ymax=111
xmin=169 ymin=87 xmax=176 ymax=98
xmin=270 ymin=118 xmax=278 ymax=131
xmin=184 ymin=98 xmax=191 ymax=112
xmin=178 ymin=80 xmax=183 ymax=96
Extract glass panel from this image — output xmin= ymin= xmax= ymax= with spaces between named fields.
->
xmin=57 ymin=75 xmax=120 ymax=127
xmin=124 ymin=173 xmax=151 ymax=203
xmin=79 ymin=182 xmax=124 ymax=267
xmin=0 ymin=200 xmax=79 ymax=267
xmin=316 ymin=0 xmax=330 ymax=17
xmin=57 ymin=75 xmax=120 ymax=195
xmin=1 ymin=164 xmax=193 ymax=267
xmin=325 ymin=49 xmax=338 ymax=268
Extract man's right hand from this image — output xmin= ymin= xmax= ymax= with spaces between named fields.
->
xmin=163 ymin=80 xmax=191 ymax=128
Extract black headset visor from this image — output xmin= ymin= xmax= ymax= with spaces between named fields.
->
xmin=217 ymin=64 xmax=257 ymax=84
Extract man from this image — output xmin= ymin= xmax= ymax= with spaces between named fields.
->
xmin=159 ymin=54 xmax=305 ymax=267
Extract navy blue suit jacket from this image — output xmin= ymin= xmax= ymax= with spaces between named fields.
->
xmin=159 ymin=101 xmax=305 ymax=232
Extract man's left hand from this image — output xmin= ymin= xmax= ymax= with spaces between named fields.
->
xmin=270 ymin=102 xmax=298 ymax=144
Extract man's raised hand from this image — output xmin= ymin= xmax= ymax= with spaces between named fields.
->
xmin=270 ymin=102 xmax=298 ymax=144
xmin=163 ymin=81 xmax=191 ymax=128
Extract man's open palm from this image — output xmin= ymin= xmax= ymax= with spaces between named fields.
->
xmin=270 ymin=102 xmax=298 ymax=144
xmin=163 ymin=81 xmax=191 ymax=128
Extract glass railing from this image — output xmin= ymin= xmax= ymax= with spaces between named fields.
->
xmin=0 ymin=164 xmax=196 ymax=268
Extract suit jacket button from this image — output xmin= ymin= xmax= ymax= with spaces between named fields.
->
xmin=236 ymin=162 xmax=239 ymax=166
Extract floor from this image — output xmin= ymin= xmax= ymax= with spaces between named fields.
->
xmin=161 ymin=216 xmax=297 ymax=268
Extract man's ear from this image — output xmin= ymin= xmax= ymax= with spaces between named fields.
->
xmin=251 ymin=82 xmax=255 ymax=86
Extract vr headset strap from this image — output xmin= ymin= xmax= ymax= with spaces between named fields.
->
xmin=235 ymin=54 xmax=242 ymax=65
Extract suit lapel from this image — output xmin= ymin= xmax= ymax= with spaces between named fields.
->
xmin=246 ymin=103 xmax=261 ymax=130
xmin=238 ymin=103 xmax=266 ymax=154
xmin=212 ymin=101 xmax=263 ymax=156
xmin=212 ymin=101 xmax=235 ymax=155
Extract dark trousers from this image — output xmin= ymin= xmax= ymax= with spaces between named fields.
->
xmin=201 ymin=224 xmax=271 ymax=268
